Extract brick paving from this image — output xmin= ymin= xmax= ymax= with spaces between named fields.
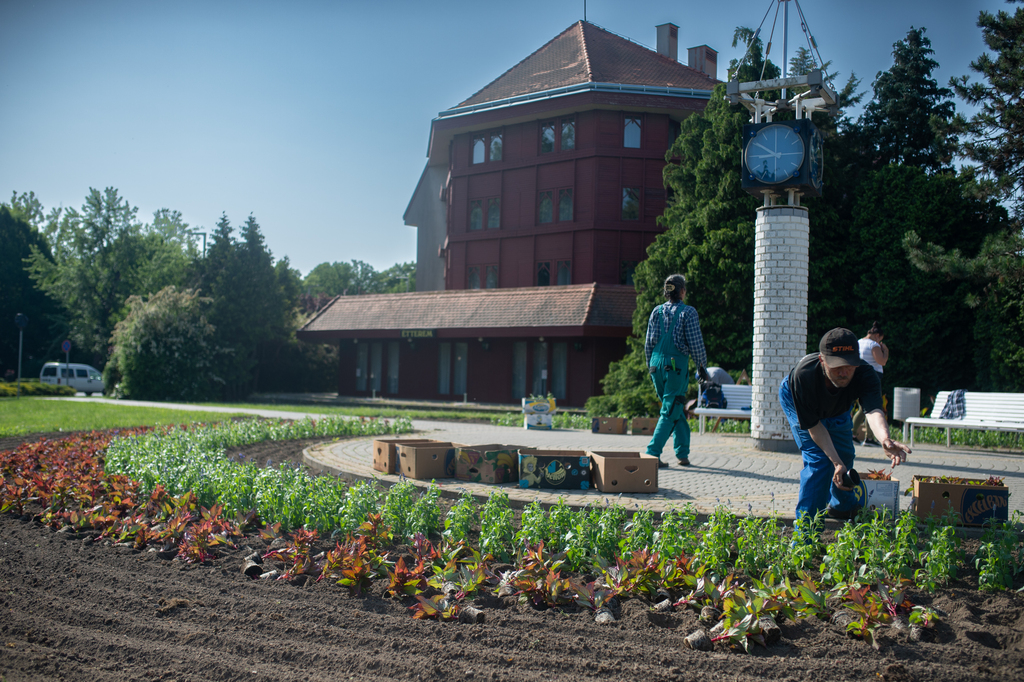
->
xmin=304 ymin=419 xmax=1024 ymax=521
xmin=58 ymin=397 xmax=1023 ymax=521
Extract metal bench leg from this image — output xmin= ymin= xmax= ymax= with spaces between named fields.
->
xmin=699 ymin=415 xmax=705 ymax=435
xmin=946 ymin=427 xmax=951 ymax=447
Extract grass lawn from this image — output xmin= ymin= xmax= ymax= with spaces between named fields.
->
xmin=200 ymin=402 xmax=502 ymax=422
xmin=0 ymin=399 xmax=250 ymax=437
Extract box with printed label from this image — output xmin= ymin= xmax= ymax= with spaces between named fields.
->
xmin=630 ymin=417 xmax=659 ymax=436
xmin=911 ymin=476 xmax=1009 ymax=526
xmin=591 ymin=417 xmax=628 ymax=434
xmin=397 ymin=442 xmax=463 ymax=480
xmin=372 ymin=438 xmax=438 ymax=474
xmin=517 ymin=449 xmax=591 ymax=490
xmin=524 ymin=414 xmax=553 ymax=430
xmin=588 ymin=451 xmax=659 ymax=493
xmin=854 ymin=478 xmax=900 ymax=520
xmin=455 ymin=444 xmax=521 ymax=484
xmin=522 ymin=397 xmax=557 ymax=415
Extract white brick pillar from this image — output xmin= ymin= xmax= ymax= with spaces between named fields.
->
xmin=751 ymin=205 xmax=809 ymax=452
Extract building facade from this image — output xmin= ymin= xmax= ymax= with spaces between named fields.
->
xmin=299 ymin=21 xmax=718 ymax=406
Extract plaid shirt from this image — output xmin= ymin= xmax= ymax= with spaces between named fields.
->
xmin=645 ymin=302 xmax=707 ymax=368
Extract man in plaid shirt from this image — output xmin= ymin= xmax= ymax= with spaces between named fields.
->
xmin=644 ymin=274 xmax=707 ymax=467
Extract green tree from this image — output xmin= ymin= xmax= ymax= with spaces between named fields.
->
xmin=0 ymin=205 xmax=65 ymax=379
xmin=860 ymin=27 xmax=956 ymax=171
xmin=946 ymin=0 xmax=1024 ymax=219
xmin=105 ymin=287 xmax=218 ymax=400
xmin=25 ymin=188 xmax=194 ymax=365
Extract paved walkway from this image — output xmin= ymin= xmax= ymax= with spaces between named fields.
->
xmin=53 ymin=397 xmax=1024 ymax=521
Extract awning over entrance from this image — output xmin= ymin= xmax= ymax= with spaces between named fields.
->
xmin=296 ymin=283 xmax=637 ymax=341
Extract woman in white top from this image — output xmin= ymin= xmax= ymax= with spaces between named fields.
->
xmin=858 ymin=322 xmax=888 ymax=379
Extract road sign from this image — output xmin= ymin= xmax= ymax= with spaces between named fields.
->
xmin=15 ymin=314 xmax=28 ymax=329
xmin=62 ymin=339 xmax=71 ymax=353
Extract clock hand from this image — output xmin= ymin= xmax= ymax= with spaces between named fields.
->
xmin=752 ymin=142 xmax=780 ymax=157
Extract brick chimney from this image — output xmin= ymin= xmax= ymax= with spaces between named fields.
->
xmin=656 ymin=23 xmax=679 ymax=62
xmin=687 ymin=45 xmax=718 ymax=79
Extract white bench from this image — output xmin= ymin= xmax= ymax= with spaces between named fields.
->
xmin=904 ymin=390 xmax=1024 ymax=447
xmin=694 ymin=384 xmax=753 ymax=435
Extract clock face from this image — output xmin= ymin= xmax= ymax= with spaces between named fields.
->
xmin=744 ymin=124 xmax=806 ymax=183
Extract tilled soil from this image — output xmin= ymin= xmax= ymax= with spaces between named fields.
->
xmin=1 ymin=435 xmax=1023 ymax=682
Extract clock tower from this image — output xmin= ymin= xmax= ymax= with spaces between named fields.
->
xmin=725 ymin=66 xmax=838 ymax=452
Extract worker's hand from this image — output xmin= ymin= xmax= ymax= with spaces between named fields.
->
xmin=882 ymin=438 xmax=910 ymax=467
xmin=833 ymin=462 xmax=852 ymax=491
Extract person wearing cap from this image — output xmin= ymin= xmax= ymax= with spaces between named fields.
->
xmin=779 ymin=327 xmax=911 ymax=519
xmin=644 ymin=274 xmax=708 ymax=467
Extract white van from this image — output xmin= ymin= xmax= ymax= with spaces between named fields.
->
xmin=40 ymin=362 xmax=105 ymax=396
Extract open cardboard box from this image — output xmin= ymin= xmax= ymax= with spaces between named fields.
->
xmin=855 ymin=478 xmax=900 ymax=519
xmin=588 ymin=450 xmax=659 ymax=493
xmin=396 ymin=441 xmax=465 ymax=480
xmin=630 ymin=417 xmax=659 ymax=436
xmin=455 ymin=444 xmax=521 ymax=484
xmin=517 ymin=449 xmax=591 ymax=490
xmin=522 ymin=397 xmax=557 ymax=415
xmin=372 ymin=438 xmax=438 ymax=474
xmin=591 ymin=417 xmax=628 ymax=434
xmin=911 ymin=476 xmax=1009 ymax=526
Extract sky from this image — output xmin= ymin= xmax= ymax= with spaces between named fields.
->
xmin=0 ymin=0 xmax=1010 ymax=276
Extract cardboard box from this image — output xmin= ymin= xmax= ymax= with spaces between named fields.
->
xmin=518 ymin=449 xmax=591 ymax=490
xmin=397 ymin=442 xmax=462 ymax=480
xmin=522 ymin=397 xmax=557 ymax=415
xmin=912 ymin=476 xmax=1010 ymax=526
xmin=588 ymin=451 xmax=659 ymax=493
xmin=372 ymin=438 xmax=438 ymax=474
xmin=524 ymin=414 xmax=553 ymax=430
xmin=455 ymin=444 xmax=521 ymax=484
xmin=591 ymin=417 xmax=628 ymax=434
xmin=631 ymin=417 xmax=659 ymax=436
xmin=854 ymin=478 xmax=900 ymax=519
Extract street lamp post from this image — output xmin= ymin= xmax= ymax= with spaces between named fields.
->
xmin=14 ymin=314 xmax=27 ymax=398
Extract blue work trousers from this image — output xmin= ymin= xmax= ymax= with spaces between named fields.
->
xmin=779 ymin=375 xmax=859 ymax=519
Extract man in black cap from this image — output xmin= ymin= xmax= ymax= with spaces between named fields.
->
xmin=779 ymin=328 xmax=912 ymax=519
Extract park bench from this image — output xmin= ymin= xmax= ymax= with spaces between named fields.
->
xmin=903 ymin=390 xmax=1024 ymax=447
xmin=694 ymin=384 xmax=753 ymax=435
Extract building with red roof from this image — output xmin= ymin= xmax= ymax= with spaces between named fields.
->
xmin=299 ymin=21 xmax=718 ymax=406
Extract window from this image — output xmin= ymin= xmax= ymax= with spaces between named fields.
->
xmin=76 ymin=369 xmax=87 ymax=378
xmin=551 ymin=342 xmax=567 ymax=400
xmin=558 ymin=189 xmax=573 ymax=222
xmin=370 ymin=342 xmax=382 ymax=393
xmin=387 ymin=342 xmax=399 ymax=394
xmin=540 ymin=121 xmax=556 ymax=153
xmin=536 ymin=261 xmax=551 ymax=286
xmin=453 ymin=342 xmax=468 ymax=395
xmin=356 ymin=343 xmax=368 ymax=391
xmin=622 ymin=187 xmax=640 ymax=220
xmin=532 ymin=342 xmax=548 ymax=396
xmin=561 ymin=118 xmax=575 ymax=150
xmin=538 ymin=191 xmax=553 ymax=223
xmin=42 ymin=366 xmax=56 ymax=377
xmin=624 ymin=116 xmax=642 ymax=148
xmin=470 ymin=265 xmax=497 ymax=289
xmin=473 ymin=136 xmax=486 ymax=164
xmin=469 ymin=200 xmax=483 ymax=230
xmin=512 ymin=341 xmax=527 ymax=399
xmin=556 ymin=260 xmax=571 ymax=285
xmin=438 ymin=342 xmax=451 ymax=394
xmin=473 ymin=131 xmax=502 ymax=164
xmin=487 ymin=198 xmax=500 ymax=228
xmin=620 ymin=260 xmax=638 ymax=285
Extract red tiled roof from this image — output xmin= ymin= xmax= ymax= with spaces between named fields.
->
xmin=298 ymin=284 xmax=636 ymax=337
xmin=457 ymin=21 xmax=717 ymax=108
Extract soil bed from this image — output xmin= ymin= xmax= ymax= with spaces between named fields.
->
xmin=1 ymin=434 xmax=1022 ymax=682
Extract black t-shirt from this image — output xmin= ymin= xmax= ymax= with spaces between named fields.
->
xmin=788 ymin=353 xmax=883 ymax=430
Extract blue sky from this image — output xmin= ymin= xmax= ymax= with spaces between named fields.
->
xmin=0 ymin=0 xmax=1008 ymax=275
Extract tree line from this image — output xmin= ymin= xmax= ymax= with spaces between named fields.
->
xmin=589 ymin=4 xmax=1024 ymax=417
xmin=0 ymin=191 xmax=414 ymax=400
